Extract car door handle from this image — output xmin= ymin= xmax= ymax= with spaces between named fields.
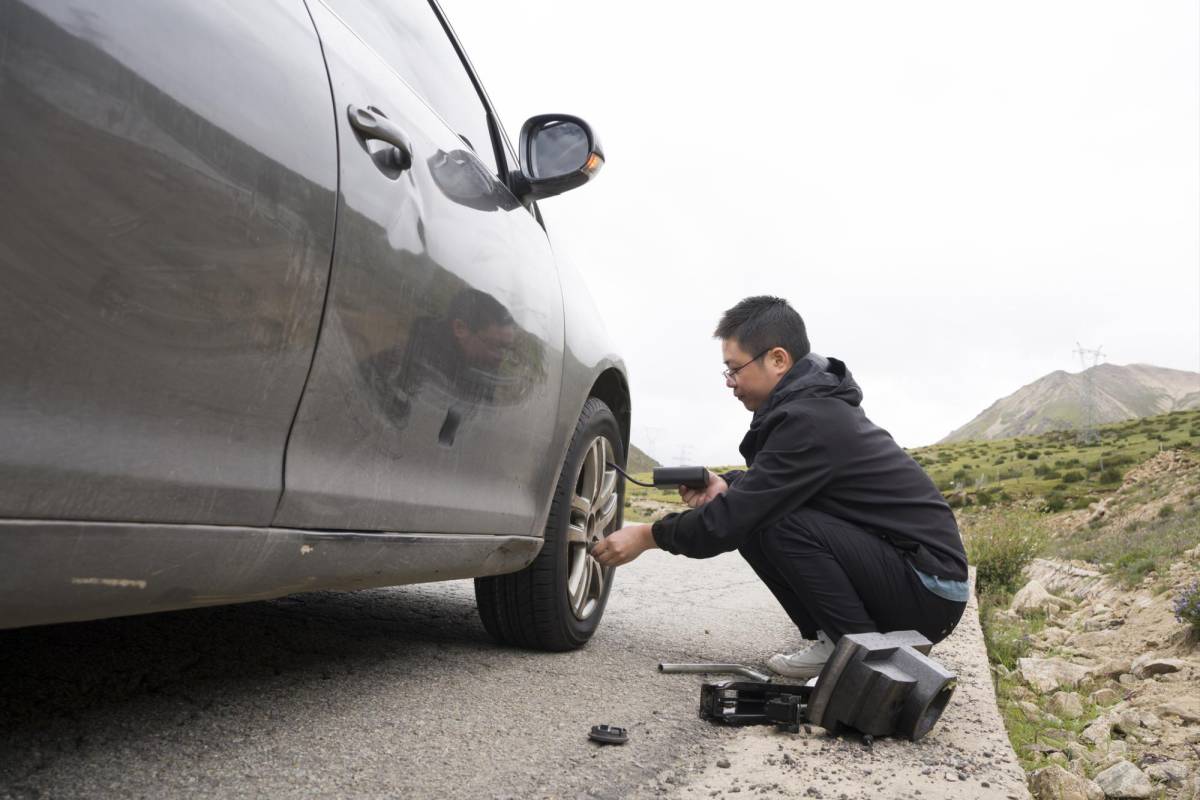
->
xmin=347 ymin=104 xmax=413 ymax=171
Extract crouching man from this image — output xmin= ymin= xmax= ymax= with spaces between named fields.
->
xmin=592 ymin=296 xmax=969 ymax=678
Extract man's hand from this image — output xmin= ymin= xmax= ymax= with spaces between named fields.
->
xmin=679 ymin=471 xmax=728 ymax=509
xmin=591 ymin=523 xmax=657 ymax=568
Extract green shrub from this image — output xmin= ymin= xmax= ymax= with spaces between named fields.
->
xmin=1025 ymin=451 xmax=1041 ymax=460
xmin=961 ymin=509 xmax=1048 ymax=596
xmin=1158 ymin=504 xmax=1175 ymax=519
xmin=1061 ymin=470 xmax=1084 ymax=483
xmin=1042 ymin=492 xmax=1067 ymax=513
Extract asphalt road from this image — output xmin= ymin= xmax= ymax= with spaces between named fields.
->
xmin=0 ymin=549 xmax=799 ymax=799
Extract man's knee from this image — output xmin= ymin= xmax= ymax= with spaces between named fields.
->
xmin=760 ymin=508 xmax=842 ymax=557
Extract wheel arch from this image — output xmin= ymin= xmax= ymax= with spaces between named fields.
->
xmin=587 ymin=367 xmax=631 ymax=464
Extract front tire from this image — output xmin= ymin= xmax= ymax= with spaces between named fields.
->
xmin=475 ymin=397 xmax=624 ymax=651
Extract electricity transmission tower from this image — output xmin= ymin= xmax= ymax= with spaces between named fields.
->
xmin=1074 ymin=342 xmax=1106 ymax=444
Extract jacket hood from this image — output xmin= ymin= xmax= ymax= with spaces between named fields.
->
xmin=754 ymin=354 xmax=863 ymax=420
xmin=738 ymin=353 xmax=863 ymax=466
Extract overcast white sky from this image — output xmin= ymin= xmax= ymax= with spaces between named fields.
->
xmin=445 ymin=0 xmax=1200 ymax=466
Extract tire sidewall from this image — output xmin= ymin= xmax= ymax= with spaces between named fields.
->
xmin=545 ymin=398 xmax=624 ymax=646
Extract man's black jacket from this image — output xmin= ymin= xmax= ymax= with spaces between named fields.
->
xmin=651 ymin=354 xmax=968 ymax=582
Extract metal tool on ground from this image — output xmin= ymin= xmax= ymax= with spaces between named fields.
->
xmin=689 ymin=631 xmax=957 ymax=741
xmin=658 ymin=662 xmax=773 ymax=683
xmin=607 ymin=462 xmax=711 ymax=490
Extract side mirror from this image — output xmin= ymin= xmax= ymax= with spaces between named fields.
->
xmin=515 ymin=114 xmax=604 ymax=201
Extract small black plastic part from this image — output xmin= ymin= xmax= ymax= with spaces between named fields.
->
xmin=588 ymin=724 xmax=628 ymax=745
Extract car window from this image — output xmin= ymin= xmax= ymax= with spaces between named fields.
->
xmin=323 ymin=0 xmax=500 ymax=176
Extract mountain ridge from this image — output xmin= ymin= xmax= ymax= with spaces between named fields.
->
xmin=941 ymin=362 xmax=1200 ymax=443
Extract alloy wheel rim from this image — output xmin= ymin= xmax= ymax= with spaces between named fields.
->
xmin=566 ymin=436 xmax=619 ymax=620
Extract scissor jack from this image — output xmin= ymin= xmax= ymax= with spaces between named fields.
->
xmin=664 ymin=631 xmax=956 ymax=741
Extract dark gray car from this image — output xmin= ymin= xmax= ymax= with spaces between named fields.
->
xmin=0 ymin=0 xmax=630 ymax=650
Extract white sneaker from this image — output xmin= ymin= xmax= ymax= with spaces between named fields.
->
xmin=767 ymin=631 xmax=836 ymax=679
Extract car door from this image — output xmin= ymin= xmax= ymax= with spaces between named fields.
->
xmin=0 ymin=0 xmax=337 ymax=524
xmin=273 ymin=0 xmax=566 ymax=536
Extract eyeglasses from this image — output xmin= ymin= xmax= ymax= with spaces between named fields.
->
xmin=722 ymin=348 xmax=772 ymax=381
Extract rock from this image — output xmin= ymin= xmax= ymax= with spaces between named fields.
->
xmin=1083 ymin=616 xmax=1119 ymax=632
xmin=1042 ymin=728 xmax=1073 ymax=743
xmin=1157 ymin=697 xmax=1200 ymax=723
xmin=1093 ymin=760 xmax=1154 ymax=798
xmin=716 ymin=758 xmax=731 ymax=769
xmin=1090 ymin=739 xmax=1129 ymax=769
xmin=1113 ymin=710 xmax=1145 ymax=736
xmin=1049 ymin=692 xmax=1085 ymax=720
xmin=1019 ymin=658 xmax=1095 ymax=693
xmin=1091 ymin=658 xmax=1132 ymax=679
xmin=1028 ymin=764 xmax=1104 ymax=800
xmin=1081 ymin=716 xmax=1113 ymax=746
xmin=1143 ymin=759 xmax=1189 ymax=785
xmin=1012 ymin=580 xmax=1071 ymax=616
xmin=1130 ymin=654 xmax=1186 ymax=678
xmin=1018 ymin=701 xmax=1043 ymax=722
xmin=1040 ymin=627 xmax=1072 ymax=647
xmin=1090 ymin=688 xmax=1121 ymax=706
xmin=1087 ymin=499 xmax=1109 ymax=524
xmin=1117 ymin=673 xmax=1137 ymax=686
xmin=1010 ymin=685 xmax=1036 ymax=701
xmin=1065 ymin=743 xmax=1089 ymax=762
xmin=1187 ymin=774 xmax=1200 ymax=800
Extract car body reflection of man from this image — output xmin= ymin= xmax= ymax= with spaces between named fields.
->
xmin=367 ymin=289 xmax=516 ymax=444
xmin=415 ymin=289 xmax=515 ymax=445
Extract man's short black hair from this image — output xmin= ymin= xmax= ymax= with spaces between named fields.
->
xmin=448 ymin=288 xmax=514 ymax=331
xmin=713 ymin=296 xmax=810 ymax=362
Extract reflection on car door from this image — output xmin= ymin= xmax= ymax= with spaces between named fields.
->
xmin=273 ymin=0 xmax=565 ymax=536
xmin=0 ymin=0 xmax=337 ymax=524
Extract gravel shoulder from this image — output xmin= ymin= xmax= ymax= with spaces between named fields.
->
xmin=648 ymin=569 xmax=1031 ymax=800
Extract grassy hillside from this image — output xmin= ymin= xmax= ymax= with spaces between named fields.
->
xmin=911 ymin=408 xmax=1200 ymax=512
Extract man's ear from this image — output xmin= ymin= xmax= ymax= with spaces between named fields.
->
xmin=768 ymin=347 xmax=793 ymax=373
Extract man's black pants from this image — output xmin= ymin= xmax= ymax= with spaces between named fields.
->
xmin=738 ymin=507 xmax=966 ymax=645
